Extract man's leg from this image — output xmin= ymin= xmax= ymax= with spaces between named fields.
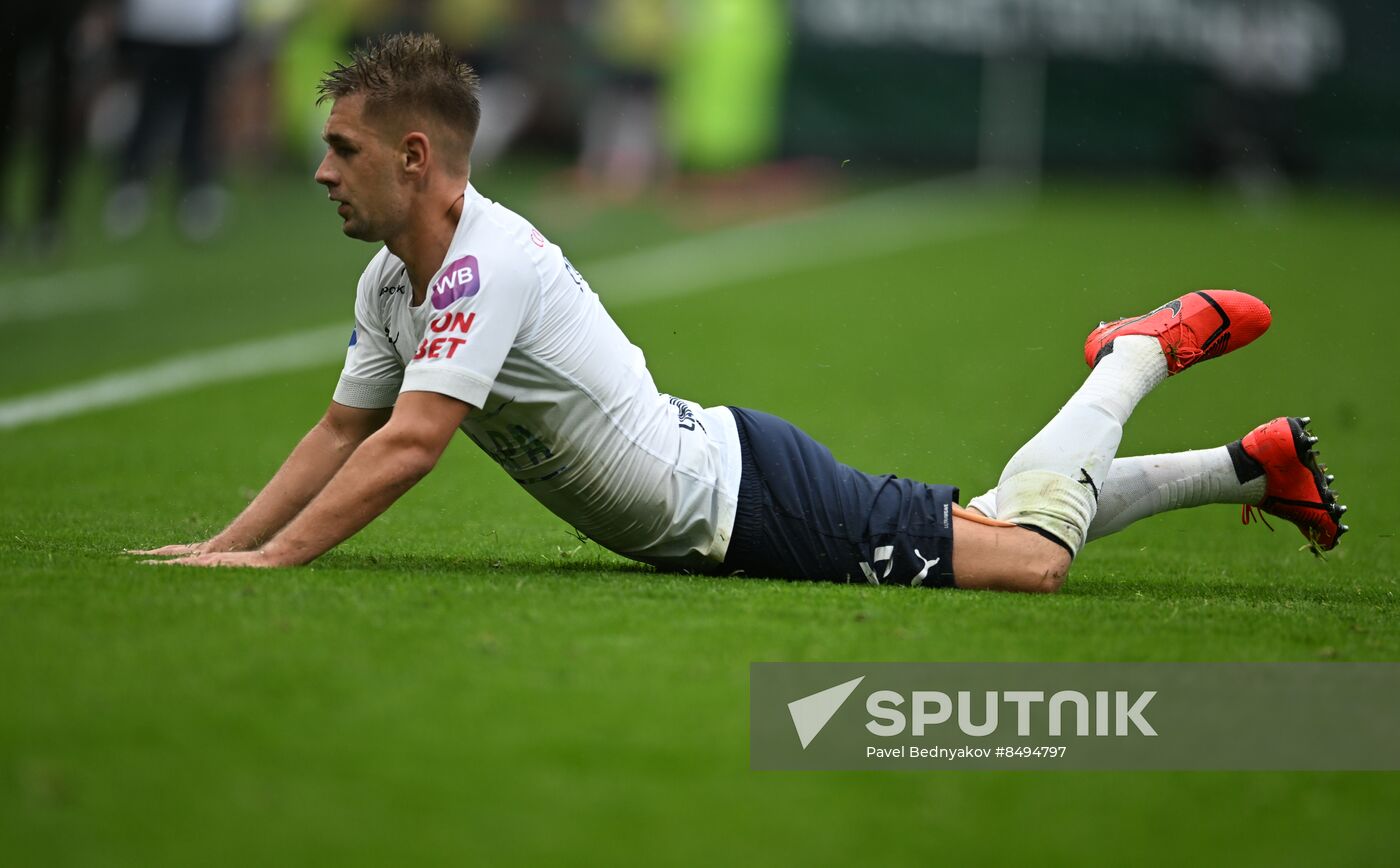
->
xmin=950 ymin=290 xmax=1273 ymax=592
xmin=992 ymin=334 xmax=1167 ymax=553
xmin=947 ymin=336 xmax=1165 ymax=593
xmin=969 ymin=416 xmax=1348 ymax=551
xmin=969 ymin=444 xmax=1264 ymax=541
xmin=951 ymin=517 xmax=1072 ymax=593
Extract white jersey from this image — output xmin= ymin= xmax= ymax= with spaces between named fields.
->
xmin=334 ymin=185 xmax=741 ymax=569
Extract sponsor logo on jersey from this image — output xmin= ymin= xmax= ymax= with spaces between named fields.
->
xmin=348 ymin=328 xmax=358 ymax=347
xmin=429 ymin=311 xmax=475 ymax=335
xmin=530 ymin=228 xmax=546 ymax=247
xmin=378 ymin=284 xmax=406 ymax=296
xmin=413 ymin=311 xmax=476 ymax=361
xmin=430 ymin=255 xmax=481 ymax=309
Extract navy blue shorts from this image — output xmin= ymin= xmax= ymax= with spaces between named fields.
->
xmin=722 ymin=408 xmax=958 ymax=587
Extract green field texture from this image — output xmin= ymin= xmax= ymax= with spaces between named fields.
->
xmin=2 ymin=168 xmax=1398 ymax=866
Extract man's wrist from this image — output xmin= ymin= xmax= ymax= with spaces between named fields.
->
xmin=260 ymin=536 xmax=311 ymax=566
xmin=205 ymin=534 xmax=245 ymax=553
xmin=208 ymin=529 xmax=277 ymax=553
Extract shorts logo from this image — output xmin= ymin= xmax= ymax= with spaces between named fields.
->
xmin=860 ymin=546 xmax=941 ymax=586
xmin=911 ymin=549 xmax=941 ymax=587
xmin=430 ymin=255 xmax=481 ymax=310
xmin=859 ymin=546 xmax=895 ymax=584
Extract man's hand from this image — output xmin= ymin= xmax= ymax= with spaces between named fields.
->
xmin=139 ymin=392 xmax=469 ymax=569
xmin=127 ymin=402 xmax=392 ymax=564
xmin=146 ymin=550 xmax=285 ymax=568
xmin=125 ymin=542 xmax=209 ymax=556
xmin=251 ymin=391 xmax=470 ymax=564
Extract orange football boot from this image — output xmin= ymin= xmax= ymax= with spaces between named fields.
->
xmin=1085 ymin=290 xmax=1272 ymax=375
xmin=1235 ymin=416 xmax=1349 ymax=554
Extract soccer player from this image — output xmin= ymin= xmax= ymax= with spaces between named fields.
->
xmin=131 ymin=34 xmax=1348 ymax=592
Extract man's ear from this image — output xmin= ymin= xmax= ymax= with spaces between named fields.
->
xmin=401 ymin=131 xmax=430 ymax=177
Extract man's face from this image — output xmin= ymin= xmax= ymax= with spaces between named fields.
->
xmin=314 ymin=95 xmax=409 ymax=241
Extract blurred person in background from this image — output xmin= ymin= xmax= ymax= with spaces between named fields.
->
xmin=667 ymin=0 xmax=787 ymax=176
xmin=1185 ymin=72 xmax=1318 ymax=195
xmin=276 ymin=0 xmax=526 ymax=171
xmin=104 ymin=0 xmax=243 ymax=242
xmin=575 ymin=0 xmax=675 ymax=199
xmin=0 ymin=1 xmax=88 ymax=257
xmin=428 ymin=0 xmax=530 ymax=170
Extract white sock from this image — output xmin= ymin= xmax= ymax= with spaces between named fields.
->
xmin=994 ymin=335 xmax=1167 ymax=554
xmin=968 ymin=445 xmax=1268 ymax=540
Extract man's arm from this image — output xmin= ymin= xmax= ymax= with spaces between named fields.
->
xmin=130 ymin=401 xmax=392 ymax=556
xmin=161 ymin=391 xmax=469 ymax=567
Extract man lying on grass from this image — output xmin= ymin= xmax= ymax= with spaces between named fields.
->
xmin=131 ymin=33 xmax=1348 ymax=592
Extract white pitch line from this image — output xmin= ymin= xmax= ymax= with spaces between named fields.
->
xmin=0 ymin=265 xmax=142 ymax=325
xmin=0 ymin=177 xmax=1023 ymax=432
xmin=591 ymin=174 xmax=1023 ymax=304
xmin=0 ymin=325 xmax=351 ymax=431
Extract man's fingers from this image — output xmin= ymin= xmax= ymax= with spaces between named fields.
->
xmin=124 ymin=543 xmax=204 ymax=556
xmin=142 ymin=553 xmax=261 ymax=568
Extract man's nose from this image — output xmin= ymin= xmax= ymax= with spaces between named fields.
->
xmin=314 ymin=156 xmax=335 ymax=187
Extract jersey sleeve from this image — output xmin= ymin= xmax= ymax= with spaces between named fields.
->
xmin=399 ymin=245 xmax=539 ymax=409
xmin=333 ymin=270 xmax=404 ymax=409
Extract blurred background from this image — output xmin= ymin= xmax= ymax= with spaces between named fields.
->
xmin=0 ymin=0 xmax=1396 ymax=259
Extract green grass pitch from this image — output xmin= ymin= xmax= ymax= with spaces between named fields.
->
xmin=2 ymin=168 xmax=1398 ymax=865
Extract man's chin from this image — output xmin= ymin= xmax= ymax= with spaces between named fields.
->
xmin=340 ymin=220 xmax=380 ymax=242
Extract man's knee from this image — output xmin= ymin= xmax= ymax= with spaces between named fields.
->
xmin=1022 ymin=550 xmax=1070 ymax=594
xmin=951 ymin=517 xmax=1073 ymax=593
xmin=1005 ymin=526 xmax=1072 ymax=593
